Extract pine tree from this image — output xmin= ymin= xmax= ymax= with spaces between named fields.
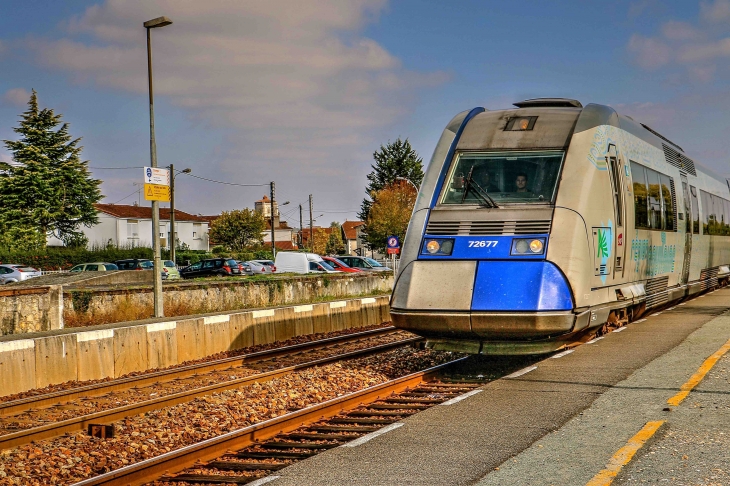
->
xmin=1 ymin=90 xmax=102 ymax=249
xmin=358 ymin=138 xmax=423 ymax=252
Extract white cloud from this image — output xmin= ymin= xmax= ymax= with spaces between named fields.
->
xmin=627 ymin=35 xmax=671 ymax=70
xmin=627 ymin=4 xmax=730 ymax=83
xmin=700 ymin=0 xmax=730 ymax=24
xmin=2 ymin=88 xmax=32 ymax=106
xmin=24 ymin=0 xmax=447 ymax=216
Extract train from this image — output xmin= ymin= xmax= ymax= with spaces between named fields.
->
xmin=390 ymin=98 xmax=730 ymax=354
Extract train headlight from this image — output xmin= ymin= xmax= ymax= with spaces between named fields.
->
xmin=421 ymin=238 xmax=454 ymax=256
xmin=510 ymin=238 xmax=546 ymax=256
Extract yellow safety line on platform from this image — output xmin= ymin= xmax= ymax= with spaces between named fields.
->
xmin=667 ymin=337 xmax=730 ymax=407
xmin=585 ymin=420 xmax=665 ymax=486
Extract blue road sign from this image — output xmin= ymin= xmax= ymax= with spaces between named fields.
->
xmin=387 ymin=236 xmax=400 ymax=249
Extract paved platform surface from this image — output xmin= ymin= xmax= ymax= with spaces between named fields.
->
xmin=264 ymin=288 xmax=730 ymax=486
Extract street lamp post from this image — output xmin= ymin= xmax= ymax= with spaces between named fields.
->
xmin=144 ymin=15 xmax=172 ymax=318
xmin=169 ymin=164 xmax=191 ymax=265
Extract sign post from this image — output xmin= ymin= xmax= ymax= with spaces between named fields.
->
xmin=386 ymin=236 xmax=400 ymax=272
xmin=143 ymin=167 xmax=170 ymax=202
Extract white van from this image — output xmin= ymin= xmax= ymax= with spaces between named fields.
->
xmin=274 ymin=252 xmax=340 ymax=274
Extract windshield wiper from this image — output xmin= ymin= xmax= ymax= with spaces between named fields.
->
xmin=461 ymin=168 xmax=499 ymax=208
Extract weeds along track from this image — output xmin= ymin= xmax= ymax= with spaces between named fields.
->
xmin=0 ymin=327 xmax=417 ymax=450
xmin=72 ymin=359 xmax=476 ymax=486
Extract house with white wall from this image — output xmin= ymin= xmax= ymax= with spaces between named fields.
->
xmin=47 ymin=203 xmax=209 ymax=250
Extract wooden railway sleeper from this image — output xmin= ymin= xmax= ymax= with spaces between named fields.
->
xmin=206 ymin=460 xmax=287 ymax=471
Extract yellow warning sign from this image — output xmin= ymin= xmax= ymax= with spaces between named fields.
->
xmin=144 ymin=183 xmax=170 ymax=202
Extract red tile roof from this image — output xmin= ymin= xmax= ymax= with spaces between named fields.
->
xmin=342 ymin=220 xmax=365 ymax=241
xmin=95 ymin=204 xmax=208 ymax=222
xmin=273 ymin=241 xmax=298 ymax=250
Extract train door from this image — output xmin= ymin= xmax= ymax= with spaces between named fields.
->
xmin=607 ymin=145 xmax=626 ymax=278
xmin=680 ymin=175 xmax=692 ymax=284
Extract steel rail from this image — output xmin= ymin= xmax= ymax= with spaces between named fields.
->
xmin=0 ymin=326 xmax=397 ymax=417
xmin=0 ymin=334 xmax=420 ymax=451
xmin=71 ymin=357 xmax=468 ymax=486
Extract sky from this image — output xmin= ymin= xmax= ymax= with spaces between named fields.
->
xmin=1 ymin=0 xmax=729 ymax=228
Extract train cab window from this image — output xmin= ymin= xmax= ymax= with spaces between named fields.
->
xmin=631 ymin=162 xmax=649 ymax=228
xmin=440 ymin=151 xmax=564 ymax=205
xmin=690 ymin=185 xmax=700 ymax=234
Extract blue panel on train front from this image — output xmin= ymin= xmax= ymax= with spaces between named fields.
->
xmin=471 ymin=261 xmax=573 ymax=311
xmin=418 ymin=235 xmax=548 ymax=260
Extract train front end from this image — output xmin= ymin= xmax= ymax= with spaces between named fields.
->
xmin=390 ymin=99 xmax=590 ymax=354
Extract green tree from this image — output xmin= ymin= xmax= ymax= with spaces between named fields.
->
xmin=325 ymin=222 xmax=345 ymax=255
xmin=209 ymin=208 xmax=265 ymax=251
xmin=364 ymin=181 xmax=417 ymax=253
xmin=358 ymin=138 xmax=423 ymax=224
xmin=1 ymin=90 xmax=102 ymax=249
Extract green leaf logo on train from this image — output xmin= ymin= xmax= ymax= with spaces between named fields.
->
xmin=597 ymin=229 xmax=609 ymax=258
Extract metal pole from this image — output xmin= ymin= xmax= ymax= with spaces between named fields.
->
xmin=298 ymin=204 xmax=303 ymax=248
xmin=308 ymin=194 xmax=313 ymax=252
xmin=147 ymin=26 xmax=164 ymax=318
xmin=270 ymin=181 xmax=276 ymax=258
xmin=169 ymin=164 xmax=175 ymax=265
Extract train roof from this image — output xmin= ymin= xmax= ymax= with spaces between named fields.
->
xmin=497 ymin=98 xmax=728 ymax=186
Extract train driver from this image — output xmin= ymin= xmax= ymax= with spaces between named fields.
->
xmin=514 ymin=172 xmax=531 ymax=193
xmin=473 ymin=167 xmax=500 ymax=193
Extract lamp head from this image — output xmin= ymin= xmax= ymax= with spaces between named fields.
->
xmin=181 ymin=168 xmax=192 ymax=174
xmin=144 ymin=16 xmax=173 ymax=28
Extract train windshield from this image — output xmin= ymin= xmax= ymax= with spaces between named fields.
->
xmin=440 ymin=151 xmax=564 ymax=205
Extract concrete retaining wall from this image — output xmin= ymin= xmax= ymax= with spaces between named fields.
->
xmin=0 ymin=296 xmax=391 ymax=397
xmin=0 ymin=272 xmax=393 ymax=336
xmin=0 ymin=286 xmax=64 ymax=336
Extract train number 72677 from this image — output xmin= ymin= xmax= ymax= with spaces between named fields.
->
xmin=467 ymin=240 xmax=498 ymax=248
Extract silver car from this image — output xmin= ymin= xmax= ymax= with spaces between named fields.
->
xmin=245 ymin=261 xmax=274 ymax=275
xmin=0 ymin=264 xmax=43 ymax=284
xmin=335 ymin=256 xmax=391 ymax=272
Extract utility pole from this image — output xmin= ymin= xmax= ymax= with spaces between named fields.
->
xmin=308 ymin=194 xmax=313 ymax=252
xmin=169 ymin=163 xmax=175 ymax=265
xmin=270 ymin=181 xmax=276 ymax=258
xmin=298 ymin=204 xmax=304 ymax=248
xmin=144 ymin=16 xmax=172 ymax=318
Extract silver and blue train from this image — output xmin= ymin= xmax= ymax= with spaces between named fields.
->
xmin=390 ymin=98 xmax=730 ymax=354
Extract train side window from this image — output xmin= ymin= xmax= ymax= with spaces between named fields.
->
xmin=660 ymin=174 xmax=675 ymax=231
xmin=700 ymin=190 xmax=713 ymax=235
xmin=690 ymin=185 xmax=700 ymax=234
xmin=646 ymin=169 xmax=662 ymax=230
xmin=630 ymin=161 xmax=649 ymax=229
xmin=725 ymin=199 xmax=730 ymax=234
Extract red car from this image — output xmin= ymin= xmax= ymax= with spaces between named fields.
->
xmin=322 ymin=256 xmax=362 ymax=273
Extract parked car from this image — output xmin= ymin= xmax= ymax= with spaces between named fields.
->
xmin=69 ymin=262 xmax=119 ymax=272
xmin=274 ymin=252 xmax=339 ymax=274
xmin=236 ymin=261 xmax=252 ymax=276
xmin=162 ymin=260 xmax=180 ymax=280
xmin=244 ymin=260 xmax=274 ymax=275
xmin=251 ymin=259 xmax=277 ymax=272
xmin=114 ymin=259 xmax=153 ymax=270
xmin=113 ymin=259 xmax=168 ymax=280
xmin=0 ymin=264 xmax=42 ymax=284
xmin=336 ymin=256 xmax=391 ymax=272
xmin=180 ymin=258 xmax=241 ymax=279
xmin=322 ymin=256 xmax=362 ymax=273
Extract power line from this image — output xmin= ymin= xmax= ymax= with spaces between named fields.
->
xmin=110 ymin=188 xmax=142 ymax=205
xmin=183 ymin=173 xmax=269 ymax=187
xmin=89 ymin=166 xmax=146 ymax=170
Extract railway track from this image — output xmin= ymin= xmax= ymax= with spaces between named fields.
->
xmin=69 ymin=358 xmax=474 ymax=486
xmin=0 ymin=327 xmax=418 ymax=450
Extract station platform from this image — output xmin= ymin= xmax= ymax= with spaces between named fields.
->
xmin=264 ymin=287 xmax=730 ymax=486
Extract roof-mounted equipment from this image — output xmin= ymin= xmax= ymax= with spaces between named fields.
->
xmin=513 ymin=98 xmax=583 ymax=108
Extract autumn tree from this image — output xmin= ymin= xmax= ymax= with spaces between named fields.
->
xmin=364 ymin=181 xmax=417 ymax=253
xmin=209 ymin=208 xmax=265 ymax=251
xmin=358 ymin=138 xmax=423 ymax=225
xmin=325 ymin=222 xmax=345 ymax=255
xmin=0 ymin=90 xmax=102 ymax=250
xmin=310 ymin=227 xmax=329 ymax=255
